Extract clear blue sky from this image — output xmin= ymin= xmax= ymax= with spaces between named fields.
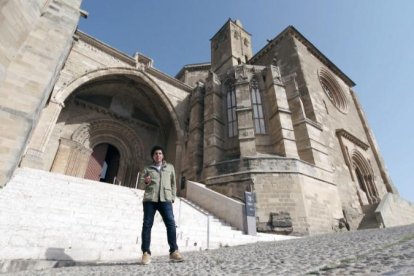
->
xmin=79 ymin=0 xmax=414 ymax=202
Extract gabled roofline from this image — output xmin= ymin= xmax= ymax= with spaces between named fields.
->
xmin=76 ymin=30 xmax=137 ymax=66
xmin=74 ymin=30 xmax=192 ymax=92
xmin=249 ymin=26 xmax=355 ymax=87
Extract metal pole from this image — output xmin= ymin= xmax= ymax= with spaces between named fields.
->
xmin=135 ymin=172 xmax=140 ymax=189
xmin=178 ymin=198 xmax=182 ymax=227
xmin=207 ymin=215 xmax=210 ymax=250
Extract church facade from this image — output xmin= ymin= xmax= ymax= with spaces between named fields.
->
xmin=0 ymin=1 xmax=398 ymax=235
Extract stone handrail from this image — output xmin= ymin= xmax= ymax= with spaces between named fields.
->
xmin=375 ymin=193 xmax=414 ymax=227
xmin=186 ymin=180 xmax=246 ymax=232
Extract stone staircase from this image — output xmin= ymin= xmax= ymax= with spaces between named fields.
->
xmin=358 ymin=203 xmax=381 ymax=230
xmin=0 ymin=168 xmax=291 ymax=267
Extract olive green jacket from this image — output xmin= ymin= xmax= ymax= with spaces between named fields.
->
xmin=140 ymin=161 xmax=176 ymax=202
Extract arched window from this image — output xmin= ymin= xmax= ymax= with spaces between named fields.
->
xmin=226 ymin=82 xmax=238 ymax=137
xmin=250 ymin=78 xmax=266 ymax=134
xmin=355 ymin=167 xmax=367 ymax=193
xmin=318 ymin=68 xmax=348 ymax=113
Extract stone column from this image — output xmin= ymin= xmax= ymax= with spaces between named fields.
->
xmin=285 ymin=75 xmax=330 ymax=169
xmin=185 ymin=82 xmax=205 ymax=181
xmin=0 ymin=0 xmax=82 ymax=187
xmin=234 ymin=67 xmax=256 ymax=157
xmin=174 ymin=139 xmax=184 ymax=195
xmin=203 ymin=72 xmax=224 ymax=177
xmin=265 ymin=66 xmax=299 ymax=158
xmin=367 ymin=175 xmax=380 ymax=202
xmin=20 ymin=100 xmax=64 ymax=169
xmin=51 ymin=138 xmax=92 ymax=177
xmin=76 ymin=146 xmax=93 ymax=178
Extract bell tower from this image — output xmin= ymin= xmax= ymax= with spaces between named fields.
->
xmin=210 ymin=19 xmax=252 ymax=75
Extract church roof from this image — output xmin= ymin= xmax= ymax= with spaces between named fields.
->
xmin=249 ymin=25 xmax=355 ymax=87
xmin=175 ymin=62 xmax=211 ymax=79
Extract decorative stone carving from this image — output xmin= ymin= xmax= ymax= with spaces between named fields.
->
xmin=270 ymin=65 xmax=283 ymax=86
xmin=336 ymin=129 xmax=369 ymax=150
xmin=74 ymin=99 xmax=158 ymax=130
xmin=319 ymin=67 xmax=349 ymax=113
xmin=72 ymin=124 xmax=91 ymax=147
xmin=234 ymin=66 xmax=248 ymax=82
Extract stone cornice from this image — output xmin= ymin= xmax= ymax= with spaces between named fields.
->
xmin=76 ymin=30 xmax=136 ymax=66
xmin=205 ymin=156 xmax=334 ymax=185
xmin=270 ymin=107 xmax=293 ymax=121
xmin=336 ymin=129 xmax=369 ymax=150
xmin=293 ymin=118 xmax=323 ymax=131
xmin=204 ymin=114 xmax=225 ymax=126
xmin=249 ymin=26 xmax=355 ymax=87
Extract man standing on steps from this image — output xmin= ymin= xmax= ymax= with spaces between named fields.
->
xmin=140 ymin=145 xmax=184 ymax=265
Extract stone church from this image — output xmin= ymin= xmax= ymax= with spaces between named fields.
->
xmin=0 ymin=0 xmax=410 ymax=237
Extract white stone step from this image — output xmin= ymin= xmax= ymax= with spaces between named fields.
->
xmin=0 ymin=168 xmax=294 ymax=262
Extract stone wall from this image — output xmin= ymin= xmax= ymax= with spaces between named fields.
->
xmin=177 ymin=69 xmax=210 ymax=88
xmin=0 ymin=0 xmax=82 ymax=187
xmin=290 ymin=34 xmax=391 ymax=222
xmin=186 ymin=180 xmax=246 ymax=232
xmin=376 ymin=193 xmax=414 ymax=227
xmin=20 ymin=30 xmax=191 ymax=189
xmin=248 ymin=28 xmax=395 ymax=230
xmin=204 ymin=156 xmax=342 ymax=235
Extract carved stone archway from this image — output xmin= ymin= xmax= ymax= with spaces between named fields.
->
xmin=52 ymin=118 xmax=145 ymax=187
xmin=351 ymin=150 xmax=379 ymax=205
xmin=23 ymin=67 xmax=186 ymax=189
xmin=52 ymin=67 xmax=183 ymax=141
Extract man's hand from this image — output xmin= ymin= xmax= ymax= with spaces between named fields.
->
xmin=144 ymin=175 xmax=151 ymax=184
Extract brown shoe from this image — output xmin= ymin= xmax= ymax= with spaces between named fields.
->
xmin=141 ymin=252 xmax=151 ymax=265
xmin=169 ymin=250 xmax=184 ymax=262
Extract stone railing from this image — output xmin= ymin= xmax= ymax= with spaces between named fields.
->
xmin=186 ymin=181 xmax=246 ymax=232
xmin=375 ymin=193 xmax=414 ymax=227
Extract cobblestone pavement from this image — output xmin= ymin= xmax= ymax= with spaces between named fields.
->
xmin=9 ymin=224 xmax=414 ymax=275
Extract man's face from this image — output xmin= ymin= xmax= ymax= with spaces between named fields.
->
xmin=153 ymin=150 xmax=163 ymax=164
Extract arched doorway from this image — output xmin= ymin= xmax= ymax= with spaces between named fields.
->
xmin=66 ymin=119 xmax=145 ymax=187
xmin=352 ymin=150 xmax=379 ymax=205
xmin=85 ymin=143 xmax=120 ymax=184
xmin=44 ymin=70 xmax=184 ymax=190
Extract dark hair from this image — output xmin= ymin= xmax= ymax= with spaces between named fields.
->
xmin=151 ymin=145 xmax=164 ymax=157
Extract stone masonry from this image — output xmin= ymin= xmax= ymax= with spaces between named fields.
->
xmin=7 ymin=224 xmax=414 ymax=275
xmin=1 ymin=1 xmax=412 ymax=240
xmin=0 ymin=0 xmax=82 ymax=186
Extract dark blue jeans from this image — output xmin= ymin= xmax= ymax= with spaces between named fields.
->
xmin=141 ymin=201 xmax=178 ymax=254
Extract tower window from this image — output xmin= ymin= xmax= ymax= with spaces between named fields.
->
xmin=226 ymin=82 xmax=238 ymax=137
xmin=250 ymin=78 xmax=266 ymax=134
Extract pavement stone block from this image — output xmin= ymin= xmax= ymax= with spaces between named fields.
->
xmin=13 ymin=224 xmax=413 ymax=275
